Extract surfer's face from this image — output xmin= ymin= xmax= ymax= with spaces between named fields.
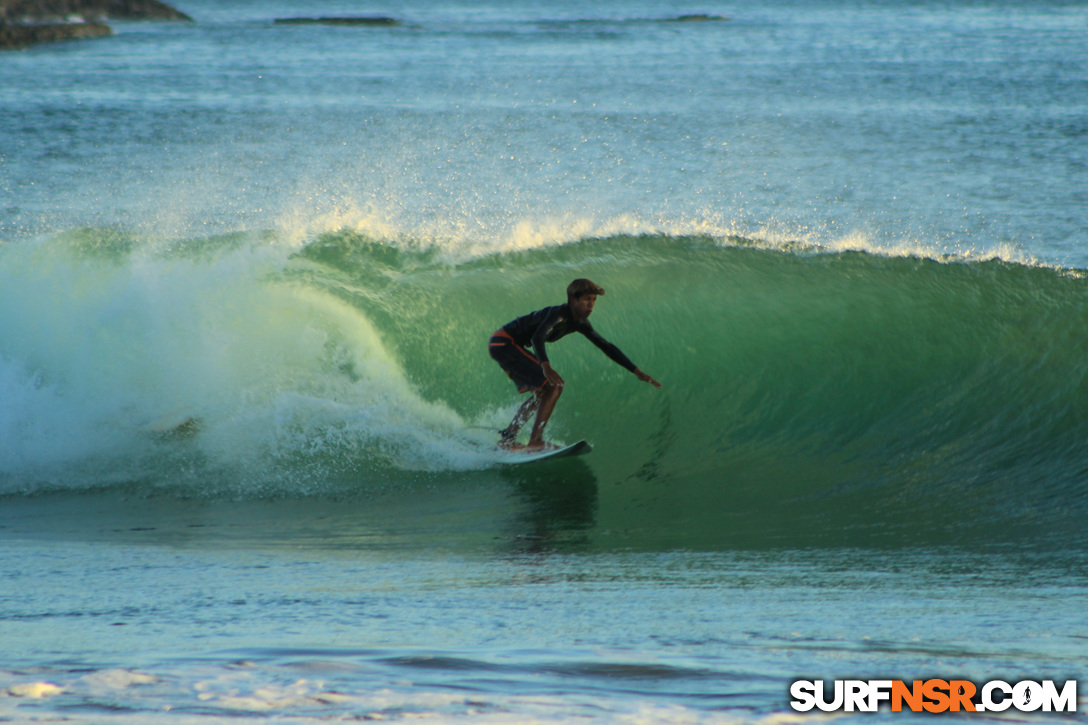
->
xmin=570 ymin=293 xmax=597 ymax=320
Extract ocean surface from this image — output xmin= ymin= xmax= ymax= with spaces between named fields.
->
xmin=2 ymin=0 xmax=1088 ymax=721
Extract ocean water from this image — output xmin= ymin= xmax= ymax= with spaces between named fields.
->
xmin=2 ymin=0 xmax=1088 ymax=722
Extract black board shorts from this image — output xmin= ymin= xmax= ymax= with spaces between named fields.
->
xmin=489 ymin=330 xmax=548 ymax=394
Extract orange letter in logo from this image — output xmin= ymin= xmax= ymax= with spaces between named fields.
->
xmin=892 ymin=681 xmax=923 ymax=712
xmin=949 ymin=680 xmax=977 ymax=712
xmin=923 ymin=679 xmax=950 ymax=713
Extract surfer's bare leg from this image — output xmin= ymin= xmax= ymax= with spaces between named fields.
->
xmin=499 ymin=395 xmax=540 ymax=447
xmin=526 ymin=382 xmax=562 ymax=450
xmin=499 ymin=382 xmax=561 ymax=450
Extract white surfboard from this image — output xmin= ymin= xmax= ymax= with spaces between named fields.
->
xmin=497 ymin=440 xmax=592 ymax=464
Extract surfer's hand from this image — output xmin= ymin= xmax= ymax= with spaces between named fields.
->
xmin=543 ymin=362 xmax=564 ymax=387
xmin=636 ymin=369 xmax=662 ymax=389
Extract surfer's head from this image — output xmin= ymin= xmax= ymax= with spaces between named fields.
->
xmin=567 ymin=278 xmax=605 ymax=300
xmin=568 ymin=278 xmax=604 ymax=320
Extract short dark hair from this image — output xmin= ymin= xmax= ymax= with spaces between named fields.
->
xmin=567 ymin=278 xmax=605 ymax=299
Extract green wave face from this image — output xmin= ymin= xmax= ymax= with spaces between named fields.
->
xmin=296 ymin=232 xmax=1088 ymax=544
xmin=4 ymin=230 xmax=1088 ymax=547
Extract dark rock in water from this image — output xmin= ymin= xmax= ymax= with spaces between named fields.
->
xmin=274 ymin=16 xmax=399 ymax=27
xmin=0 ymin=0 xmax=190 ymax=50
xmin=0 ymin=20 xmax=111 ymax=48
xmin=667 ymin=14 xmax=729 ymax=22
xmin=0 ymin=0 xmax=192 ymax=23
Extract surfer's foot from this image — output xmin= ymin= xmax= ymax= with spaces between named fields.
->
xmin=497 ymin=428 xmax=519 ymax=449
xmin=524 ymin=441 xmax=560 ymax=452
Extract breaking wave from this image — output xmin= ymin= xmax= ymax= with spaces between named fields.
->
xmin=3 ymin=227 xmax=1087 ymax=545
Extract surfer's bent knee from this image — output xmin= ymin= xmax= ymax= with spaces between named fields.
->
xmin=538 ymin=381 xmax=562 ymax=399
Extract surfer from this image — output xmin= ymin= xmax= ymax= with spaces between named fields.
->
xmin=488 ymin=278 xmax=662 ymax=451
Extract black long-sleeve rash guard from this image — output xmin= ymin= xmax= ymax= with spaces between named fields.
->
xmin=500 ymin=304 xmax=638 ymax=373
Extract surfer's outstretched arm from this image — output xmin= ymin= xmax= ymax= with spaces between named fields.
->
xmin=581 ymin=327 xmax=662 ymax=389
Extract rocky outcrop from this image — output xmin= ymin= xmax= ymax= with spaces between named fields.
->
xmin=0 ymin=0 xmax=191 ymax=23
xmin=0 ymin=19 xmax=110 ymax=47
xmin=0 ymin=0 xmax=189 ymax=50
xmin=274 ymin=16 xmax=399 ymax=27
xmin=667 ymin=14 xmax=729 ymax=23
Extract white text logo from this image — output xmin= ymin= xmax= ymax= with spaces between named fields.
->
xmin=789 ymin=679 xmax=1077 ymax=713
